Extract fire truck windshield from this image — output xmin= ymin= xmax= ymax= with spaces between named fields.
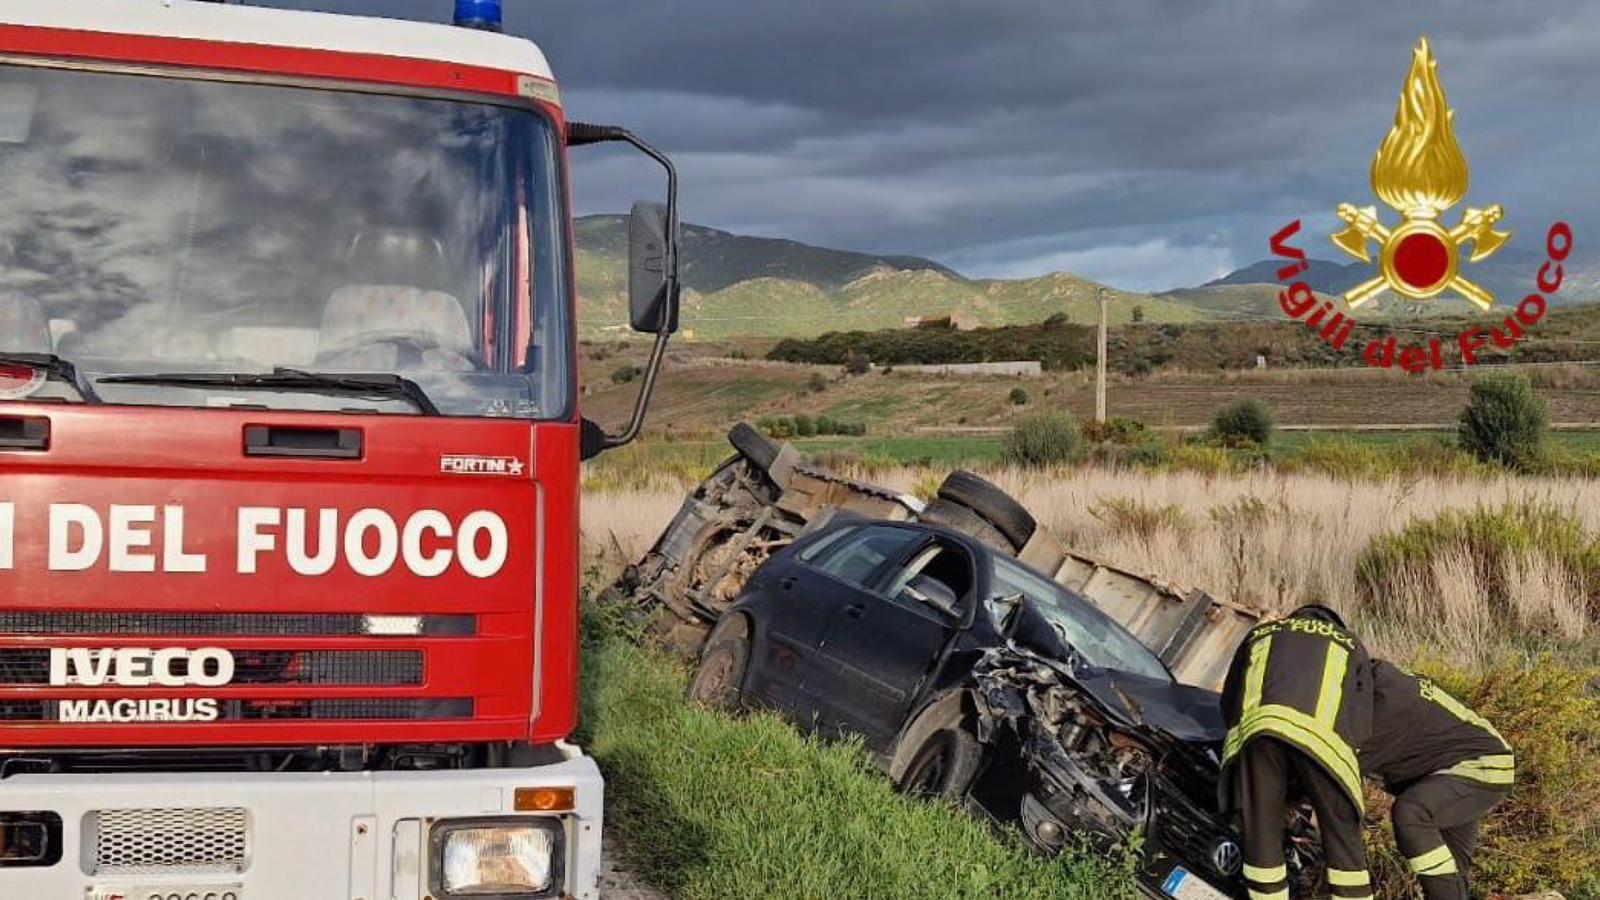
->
xmin=0 ymin=62 xmax=571 ymax=420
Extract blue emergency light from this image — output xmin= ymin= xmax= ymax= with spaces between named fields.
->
xmin=453 ymin=0 xmax=502 ymax=31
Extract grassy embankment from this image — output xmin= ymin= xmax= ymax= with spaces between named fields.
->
xmin=576 ymin=591 xmax=1139 ymax=899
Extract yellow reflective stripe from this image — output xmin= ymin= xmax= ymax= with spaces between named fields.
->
xmin=1247 ymin=891 xmax=1289 ymax=900
xmin=1242 ymin=635 xmax=1272 ymax=713
xmin=1243 ymin=862 xmax=1287 ymax=883
xmin=1224 ymin=705 xmax=1365 ymax=812
xmin=1327 ymin=868 xmax=1371 ymax=887
xmin=1439 ymin=752 xmax=1516 ymax=785
xmin=1408 ymin=845 xmax=1458 ymax=876
xmin=1316 ymin=643 xmax=1350 ymax=725
xmin=1419 ymin=677 xmax=1509 ymax=749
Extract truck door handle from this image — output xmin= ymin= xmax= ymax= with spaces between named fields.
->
xmin=778 ymin=576 xmax=797 ymax=590
xmin=244 ymin=425 xmax=363 ymax=460
xmin=844 ymin=602 xmax=866 ymax=619
xmin=0 ymin=415 xmax=49 ymax=451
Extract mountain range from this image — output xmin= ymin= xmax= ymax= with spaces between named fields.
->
xmin=574 ymin=215 xmax=1598 ymax=338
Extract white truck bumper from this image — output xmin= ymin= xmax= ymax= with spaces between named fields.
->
xmin=0 ymin=748 xmax=603 ymax=900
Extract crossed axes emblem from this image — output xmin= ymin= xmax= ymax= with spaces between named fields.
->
xmin=1332 ymin=203 xmax=1511 ymax=310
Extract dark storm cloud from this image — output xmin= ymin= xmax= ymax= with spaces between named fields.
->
xmin=259 ymin=0 xmax=1600 ymax=289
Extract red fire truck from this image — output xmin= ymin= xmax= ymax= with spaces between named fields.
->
xmin=0 ymin=0 xmax=681 ymax=897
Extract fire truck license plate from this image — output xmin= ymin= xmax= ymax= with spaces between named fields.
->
xmin=88 ymin=886 xmax=243 ymax=900
xmin=1161 ymin=867 xmax=1229 ymax=900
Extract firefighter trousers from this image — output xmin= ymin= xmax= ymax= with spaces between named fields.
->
xmin=1231 ymin=737 xmax=1370 ymax=900
xmin=1391 ymin=774 xmax=1508 ymax=900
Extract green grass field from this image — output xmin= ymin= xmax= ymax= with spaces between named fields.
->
xmin=576 ymin=605 xmax=1138 ymax=899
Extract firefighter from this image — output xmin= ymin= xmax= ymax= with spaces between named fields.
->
xmin=1362 ymin=660 xmax=1513 ymax=900
xmin=1220 ymin=605 xmax=1374 ymax=900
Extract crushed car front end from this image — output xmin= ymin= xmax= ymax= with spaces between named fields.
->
xmin=971 ymin=647 xmax=1322 ymax=900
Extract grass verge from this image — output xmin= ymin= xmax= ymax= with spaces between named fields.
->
xmin=576 ymin=607 xmax=1137 ymax=899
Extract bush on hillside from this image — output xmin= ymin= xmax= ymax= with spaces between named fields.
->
xmin=1002 ymin=413 xmax=1082 ymax=467
xmin=1211 ymin=397 xmax=1275 ymax=446
xmin=611 ymin=364 xmax=641 ymax=384
xmin=1008 ymin=386 xmax=1030 ymax=406
xmin=808 ymin=372 xmax=829 ymax=393
xmin=1458 ymin=372 xmax=1546 ymax=466
xmin=843 ymin=351 xmax=871 ymax=375
xmin=794 ymin=414 xmax=816 ymax=437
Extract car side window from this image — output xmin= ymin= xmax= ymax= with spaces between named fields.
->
xmin=798 ymin=525 xmax=856 ymax=563
xmin=887 ymin=543 xmax=972 ymax=619
xmin=809 ymin=525 xmax=922 ymax=590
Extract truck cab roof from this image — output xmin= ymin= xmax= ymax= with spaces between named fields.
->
xmin=0 ymin=0 xmax=553 ymax=81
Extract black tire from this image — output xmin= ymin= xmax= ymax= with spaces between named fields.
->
xmin=937 ymin=470 xmax=1037 ymax=549
xmin=687 ymin=615 xmax=751 ymax=712
xmin=729 ymin=422 xmax=780 ymax=474
xmin=895 ymin=723 xmax=983 ymax=801
xmin=920 ymin=499 xmax=1013 ymax=552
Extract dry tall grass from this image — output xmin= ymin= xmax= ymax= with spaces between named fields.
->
xmin=583 ymin=465 xmax=1600 ymax=666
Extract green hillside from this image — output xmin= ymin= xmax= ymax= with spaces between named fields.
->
xmin=575 ymin=216 xmax=1202 ymax=338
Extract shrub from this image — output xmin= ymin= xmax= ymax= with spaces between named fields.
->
xmin=610 ymin=364 xmax=640 ymax=384
xmin=1008 ymin=386 xmax=1030 ymax=406
xmin=1168 ymin=442 xmax=1244 ymax=477
xmin=1458 ymin=372 xmax=1546 ymax=466
xmin=759 ymin=416 xmax=796 ymax=439
xmin=843 ymin=351 xmax=871 ymax=375
xmin=816 ymin=415 xmax=837 ymax=436
xmin=1211 ymin=397 xmax=1275 ymax=446
xmin=808 ymin=372 xmax=829 ymax=393
xmin=794 ymin=414 xmax=816 ymax=437
xmin=1089 ymin=497 xmax=1190 ymax=545
xmin=1083 ymin=417 xmax=1149 ymax=445
xmin=1356 ymin=500 xmax=1600 ymax=624
xmin=1131 ymin=305 xmax=1145 ymax=323
xmin=1002 ymin=413 xmax=1082 ymax=468
xmin=1362 ymin=659 xmax=1600 ymax=899
xmin=729 ymin=348 xmax=750 ymax=361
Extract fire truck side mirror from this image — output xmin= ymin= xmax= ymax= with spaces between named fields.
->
xmin=628 ymin=201 xmax=679 ymax=334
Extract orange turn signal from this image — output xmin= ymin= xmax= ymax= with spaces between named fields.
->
xmin=514 ymin=786 xmax=575 ymax=812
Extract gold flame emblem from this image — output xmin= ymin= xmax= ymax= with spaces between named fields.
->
xmin=1332 ymin=37 xmax=1510 ymax=309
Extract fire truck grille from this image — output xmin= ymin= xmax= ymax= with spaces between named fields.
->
xmin=89 ymin=806 xmax=249 ymax=875
xmin=0 ymin=649 xmax=424 ymax=686
xmin=0 ymin=698 xmax=473 ymax=722
xmin=0 ymin=612 xmax=474 ymax=637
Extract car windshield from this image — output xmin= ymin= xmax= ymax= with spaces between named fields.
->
xmin=0 ymin=62 xmax=569 ymax=419
xmin=991 ymin=556 xmax=1172 ymax=682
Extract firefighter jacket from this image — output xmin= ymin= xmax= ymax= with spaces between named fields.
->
xmin=1219 ymin=615 xmax=1374 ymax=813
xmin=1361 ymin=660 xmax=1514 ymax=793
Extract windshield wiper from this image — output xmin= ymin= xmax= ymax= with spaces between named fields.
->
xmin=98 ymin=368 xmax=440 ymax=415
xmin=0 ymin=352 xmax=102 ymax=403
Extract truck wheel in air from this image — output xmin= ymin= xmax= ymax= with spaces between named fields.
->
xmin=688 ymin=614 xmax=752 ymax=712
xmin=919 ymin=499 xmax=1014 ymax=552
xmin=936 ymin=470 xmax=1037 ymax=549
xmin=729 ymin=422 xmax=781 ymax=474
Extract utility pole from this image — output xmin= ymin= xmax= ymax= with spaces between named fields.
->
xmin=1095 ymin=287 xmax=1107 ymax=423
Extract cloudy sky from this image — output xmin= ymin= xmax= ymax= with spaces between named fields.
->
xmin=257 ymin=0 xmax=1600 ymax=291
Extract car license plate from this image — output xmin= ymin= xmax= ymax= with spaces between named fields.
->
xmin=1161 ymin=866 xmax=1229 ymax=900
xmin=88 ymin=886 xmax=243 ymax=900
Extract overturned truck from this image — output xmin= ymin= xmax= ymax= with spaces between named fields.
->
xmin=606 ymin=423 xmax=1261 ymax=692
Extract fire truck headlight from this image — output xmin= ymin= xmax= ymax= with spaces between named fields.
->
xmin=431 ymin=818 xmax=562 ymax=897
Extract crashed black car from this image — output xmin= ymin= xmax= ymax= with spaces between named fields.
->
xmin=688 ymin=518 xmax=1322 ymax=900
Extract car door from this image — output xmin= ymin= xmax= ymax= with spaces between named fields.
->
xmin=749 ymin=524 xmax=923 ymax=728
xmin=808 ymin=534 xmax=976 ymax=752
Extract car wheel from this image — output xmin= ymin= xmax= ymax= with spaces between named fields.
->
xmin=688 ymin=615 xmax=751 ymax=712
xmin=936 ymin=470 xmax=1037 ymax=549
xmin=896 ymin=724 xmax=983 ymax=801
